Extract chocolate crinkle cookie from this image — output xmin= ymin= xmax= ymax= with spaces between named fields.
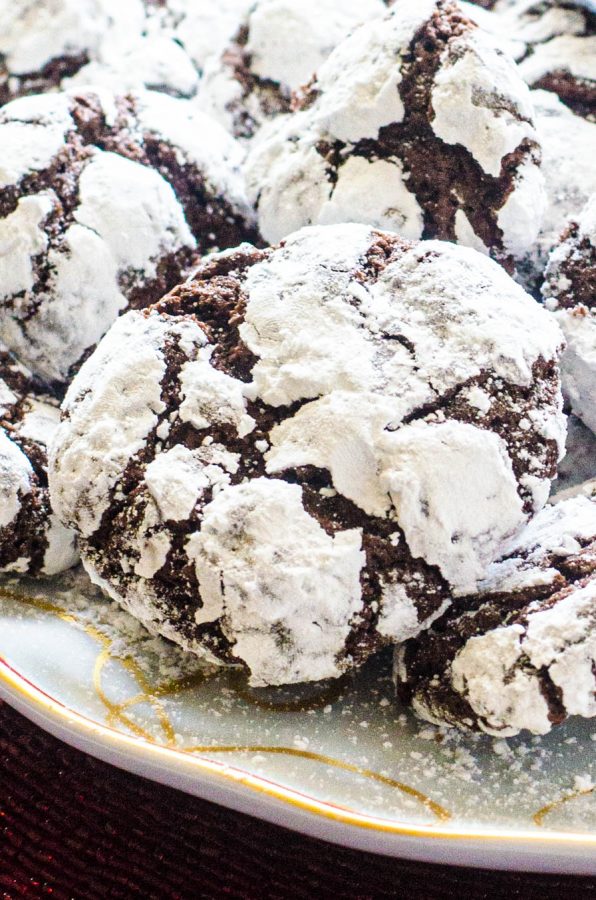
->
xmin=244 ymin=0 xmax=545 ymax=273
xmin=156 ymin=0 xmax=253 ymax=76
xmin=552 ymin=414 xmax=596 ymax=499
xmin=512 ymin=1 xmax=596 ymax=120
xmin=0 ymin=346 xmax=78 ymax=575
xmin=463 ymin=0 xmax=595 ymax=120
xmin=0 ymin=88 xmax=256 ymax=386
xmin=196 ymin=0 xmax=386 ymax=141
xmin=542 ymin=193 xmax=596 ymax=434
xmin=49 ymin=224 xmax=566 ymax=687
xmin=395 ymin=492 xmax=596 ymax=736
xmin=516 ymin=90 xmax=596 ymax=290
xmin=0 ymin=0 xmax=201 ymax=104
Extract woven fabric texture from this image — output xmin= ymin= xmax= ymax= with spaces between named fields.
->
xmin=1 ymin=702 xmax=594 ymax=899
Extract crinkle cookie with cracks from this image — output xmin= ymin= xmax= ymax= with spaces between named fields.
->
xmin=0 ymin=0 xmax=201 ymax=105
xmin=0 ymin=346 xmax=78 ymax=576
xmin=542 ymin=193 xmax=596 ymax=435
xmin=463 ymin=0 xmax=595 ymax=120
xmin=197 ymin=0 xmax=385 ymax=141
xmin=49 ymin=224 xmax=566 ymax=687
xmin=0 ymin=88 xmax=256 ymax=386
xmin=245 ymin=0 xmax=545 ymax=273
xmin=395 ymin=492 xmax=596 ymax=736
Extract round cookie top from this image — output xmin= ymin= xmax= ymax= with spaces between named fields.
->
xmin=0 ymin=0 xmax=201 ymax=104
xmin=197 ymin=0 xmax=385 ymax=140
xmin=0 ymin=88 xmax=256 ymax=385
xmin=542 ymin=194 xmax=596 ymax=434
xmin=50 ymin=224 xmax=565 ymax=686
xmin=0 ymin=346 xmax=78 ymax=575
xmin=395 ymin=493 xmax=596 ymax=736
xmin=244 ymin=0 xmax=544 ymax=272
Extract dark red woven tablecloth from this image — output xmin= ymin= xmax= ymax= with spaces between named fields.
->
xmin=1 ymin=701 xmax=594 ymax=899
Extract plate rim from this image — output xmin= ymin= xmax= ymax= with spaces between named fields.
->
xmin=2 ymin=653 xmax=596 ymax=873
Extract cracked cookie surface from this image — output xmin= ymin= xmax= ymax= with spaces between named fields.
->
xmin=0 ymin=347 xmax=78 ymax=575
xmin=464 ymin=0 xmax=595 ymax=118
xmin=0 ymin=88 xmax=256 ymax=385
xmin=395 ymin=492 xmax=596 ymax=736
xmin=516 ymin=90 xmax=596 ymax=291
xmin=543 ymin=193 xmax=596 ymax=434
xmin=49 ymin=224 xmax=565 ymax=686
xmin=197 ymin=0 xmax=385 ymax=141
xmin=245 ymin=0 xmax=544 ymax=272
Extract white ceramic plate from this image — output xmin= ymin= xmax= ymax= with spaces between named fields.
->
xmin=1 ymin=569 xmax=595 ymax=874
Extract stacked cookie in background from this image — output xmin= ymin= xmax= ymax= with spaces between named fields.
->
xmin=0 ymin=0 xmax=594 ymax=737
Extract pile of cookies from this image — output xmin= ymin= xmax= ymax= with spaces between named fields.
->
xmin=0 ymin=0 xmax=594 ymax=738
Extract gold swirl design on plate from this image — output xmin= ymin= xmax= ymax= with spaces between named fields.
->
xmin=533 ymin=786 xmax=595 ymax=827
xmin=181 ymin=743 xmax=451 ymax=822
xmin=0 ymin=585 xmax=454 ymax=823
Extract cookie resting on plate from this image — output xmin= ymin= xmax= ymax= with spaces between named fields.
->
xmin=197 ymin=0 xmax=385 ymax=140
xmin=0 ymin=347 xmax=78 ymax=575
xmin=395 ymin=493 xmax=596 ymax=736
xmin=48 ymin=223 xmax=566 ymax=687
xmin=245 ymin=0 xmax=545 ymax=272
xmin=542 ymin=193 xmax=596 ymax=435
xmin=0 ymin=88 xmax=256 ymax=385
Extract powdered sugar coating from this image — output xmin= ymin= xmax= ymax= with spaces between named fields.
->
xmin=0 ymin=347 xmax=78 ymax=574
xmin=160 ymin=0 xmax=253 ymax=73
xmin=0 ymin=88 xmax=255 ymax=384
xmin=459 ymin=2 xmax=526 ymax=60
xmin=0 ymin=429 xmax=32 ymax=531
xmin=0 ymin=0 xmax=203 ymax=103
xmin=64 ymin=32 xmax=200 ymax=99
xmin=543 ymin=194 xmax=596 ymax=435
xmin=0 ymin=93 xmax=74 ymax=187
xmin=49 ymin=311 xmax=204 ymax=537
xmin=554 ymin=309 xmax=596 ymax=435
xmin=519 ymin=34 xmax=596 ymax=109
xmin=517 ymin=90 xmax=596 ymax=288
xmin=197 ymin=0 xmax=385 ymax=140
xmin=451 ymin=579 xmax=596 ymax=734
xmin=476 ymin=0 xmax=596 ymax=118
xmin=245 ymin=0 xmax=543 ymax=270
xmin=396 ymin=494 xmax=596 ymax=736
xmin=0 ymin=0 xmax=144 ymax=77
xmin=50 ymin=224 xmax=565 ymax=685
xmin=188 ymin=479 xmax=366 ymax=686
xmin=430 ymin=28 xmax=535 ymax=177
xmin=463 ymin=0 xmax=593 ymax=64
